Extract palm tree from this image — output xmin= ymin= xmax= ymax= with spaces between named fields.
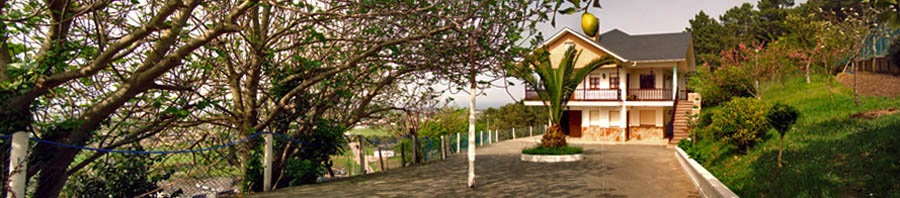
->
xmin=510 ymin=46 xmax=617 ymax=148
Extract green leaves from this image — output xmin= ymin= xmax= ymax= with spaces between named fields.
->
xmin=558 ymin=7 xmax=577 ymax=15
xmin=510 ymin=45 xmax=615 ymax=124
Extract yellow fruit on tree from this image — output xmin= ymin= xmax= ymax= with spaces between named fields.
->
xmin=582 ymin=13 xmax=599 ymax=37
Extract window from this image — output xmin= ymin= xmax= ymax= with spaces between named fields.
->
xmin=589 ymin=77 xmax=601 ymax=89
xmin=590 ymin=110 xmax=601 ymax=125
xmin=609 ymin=74 xmax=619 ymax=89
xmin=609 ymin=111 xmax=620 ymax=126
xmin=640 ymin=74 xmax=655 ymax=89
xmin=640 ymin=110 xmax=656 ymax=126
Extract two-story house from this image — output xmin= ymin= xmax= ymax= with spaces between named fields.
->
xmin=524 ymin=27 xmax=697 ymax=144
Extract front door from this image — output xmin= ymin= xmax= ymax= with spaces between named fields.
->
xmin=567 ymin=110 xmax=582 ymax=137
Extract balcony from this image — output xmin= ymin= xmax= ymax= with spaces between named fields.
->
xmin=525 ymin=88 xmax=687 ymax=101
xmin=525 ymin=88 xmax=620 ymax=101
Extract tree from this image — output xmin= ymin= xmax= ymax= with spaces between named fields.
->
xmin=686 ymin=11 xmax=729 ymax=66
xmin=767 ymin=103 xmax=799 ymax=168
xmin=0 ymin=0 xmax=556 ymax=196
xmin=509 ymin=46 xmax=616 ymax=148
xmin=875 ymin=0 xmax=900 ymax=28
xmin=481 ymin=102 xmax=548 ymax=131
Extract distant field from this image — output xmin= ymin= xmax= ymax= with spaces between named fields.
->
xmin=347 ymin=128 xmax=392 ymax=137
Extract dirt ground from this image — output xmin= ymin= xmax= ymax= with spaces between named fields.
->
xmin=836 ymin=72 xmax=900 ymax=98
xmin=246 ymin=136 xmax=699 ymax=198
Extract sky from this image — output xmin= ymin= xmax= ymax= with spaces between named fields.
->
xmin=441 ymin=0 xmax=808 ymax=109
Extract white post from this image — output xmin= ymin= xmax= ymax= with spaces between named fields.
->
xmin=495 ymin=130 xmax=499 ymax=142
xmin=530 ymin=126 xmax=533 ymax=137
xmin=440 ymin=136 xmax=446 ymax=160
xmin=263 ymin=133 xmax=273 ymax=192
xmin=357 ymin=136 xmax=366 ymax=175
xmin=673 ymin=66 xmax=679 ymax=100
xmin=512 ymin=128 xmax=516 ymax=139
xmin=621 ymin=67 xmax=629 ymax=142
xmin=487 ymin=130 xmax=492 ymax=144
xmin=456 ymin=133 xmax=461 ymax=153
xmin=7 ymin=132 xmax=27 ymax=198
xmin=479 ymin=131 xmax=483 ymax=146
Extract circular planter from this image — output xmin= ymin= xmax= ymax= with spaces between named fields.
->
xmin=521 ymin=153 xmax=583 ymax=162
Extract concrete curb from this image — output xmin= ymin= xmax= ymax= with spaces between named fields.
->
xmin=520 ymin=153 xmax=583 ymax=162
xmin=675 ymin=147 xmax=740 ymax=198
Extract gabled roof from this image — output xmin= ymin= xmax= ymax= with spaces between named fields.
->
xmin=542 ymin=27 xmax=629 ymax=61
xmin=596 ymin=29 xmax=692 ymax=62
xmin=541 ymin=27 xmax=692 ymax=62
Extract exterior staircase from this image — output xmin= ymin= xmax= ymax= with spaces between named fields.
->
xmin=669 ymin=100 xmax=693 ymax=145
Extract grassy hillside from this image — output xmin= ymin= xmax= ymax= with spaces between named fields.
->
xmin=687 ymin=75 xmax=900 ymax=197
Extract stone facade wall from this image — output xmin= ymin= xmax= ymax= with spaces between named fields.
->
xmin=582 ymin=127 xmax=625 ymax=142
xmin=580 ymin=126 xmax=664 ymax=143
xmin=628 ymin=126 xmax=664 ymax=141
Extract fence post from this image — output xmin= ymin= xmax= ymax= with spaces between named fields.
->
xmin=479 ymin=131 xmax=483 ymax=146
xmin=530 ymin=126 xmax=533 ymax=137
xmin=457 ymin=133 xmax=461 ymax=153
xmin=494 ymin=130 xmax=499 ymax=142
xmin=377 ymin=145 xmax=385 ymax=172
xmin=8 ymin=131 xmax=27 ymax=198
xmin=263 ymin=132 xmax=273 ymax=192
xmin=440 ymin=136 xmax=446 ymax=160
xmin=357 ymin=136 xmax=366 ymax=175
xmin=512 ymin=128 xmax=516 ymax=139
xmin=487 ymin=130 xmax=492 ymax=144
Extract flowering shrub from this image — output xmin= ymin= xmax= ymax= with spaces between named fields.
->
xmin=709 ymin=97 xmax=771 ymax=151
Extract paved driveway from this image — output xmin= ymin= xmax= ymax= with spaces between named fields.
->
xmin=249 ymin=136 xmax=699 ymax=198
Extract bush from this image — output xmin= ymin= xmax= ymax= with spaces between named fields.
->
xmin=690 ymin=66 xmax=755 ymax=107
xmin=889 ymin=35 xmax=900 ymax=73
xmin=767 ymin=103 xmax=800 ymax=136
xmin=696 ymin=108 xmax=716 ymax=129
xmin=521 ymin=145 xmax=583 ymax=155
xmin=678 ymin=139 xmax=706 ymax=164
xmin=65 ymin=145 xmax=176 ymax=198
xmin=709 ymin=97 xmax=771 ymax=151
xmin=242 ymin=118 xmax=346 ymax=193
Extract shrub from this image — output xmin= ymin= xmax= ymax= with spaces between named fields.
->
xmin=242 ymin=118 xmax=346 ymax=192
xmin=767 ymin=103 xmax=800 ymax=167
xmin=709 ymin=97 xmax=771 ymax=151
xmin=522 ymin=145 xmax=583 ymax=155
xmin=690 ymin=65 xmax=755 ymax=107
xmin=65 ymin=145 xmax=176 ymax=198
xmin=889 ymin=35 xmax=900 ymax=73
xmin=767 ymin=103 xmax=800 ymax=136
xmin=696 ymin=108 xmax=716 ymax=129
xmin=678 ymin=139 xmax=706 ymax=164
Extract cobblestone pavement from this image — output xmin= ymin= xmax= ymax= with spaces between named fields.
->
xmin=248 ymin=136 xmax=700 ymax=198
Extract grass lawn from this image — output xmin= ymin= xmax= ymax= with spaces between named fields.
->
xmin=347 ymin=128 xmax=392 ymax=137
xmin=686 ymin=75 xmax=900 ymax=197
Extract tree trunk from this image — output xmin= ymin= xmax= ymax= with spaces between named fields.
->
xmin=400 ymin=142 xmax=407 ymax=167
xmin=377 ymin=146 xmax=385 ymax=171
xmin=778 ymin=134 xmax=784 ymax=168
xmin=412 ymin=131 xmax=421 ymax=164
xmin=540 ymin=124 xmax=567 ymax=148
xmin=805 ymin=61 xmax=811 ymax=84
xmin=466 ymin=36 xmax=477 ymax=188
xmin=854 ymin=62 xmax=861 ymax=107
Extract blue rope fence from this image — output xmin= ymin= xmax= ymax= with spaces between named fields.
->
xmin=0 ymin=131 xmax=310 ymax=155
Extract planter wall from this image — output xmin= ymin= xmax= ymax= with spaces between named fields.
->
xmin=521 ymin=154 xmax=583 ymax=162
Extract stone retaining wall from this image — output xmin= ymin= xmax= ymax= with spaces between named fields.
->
xmin=675 ymin=147 xmax=739 ymax=198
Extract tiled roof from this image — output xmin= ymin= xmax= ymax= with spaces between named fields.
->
xmin=595 ymin=29 xmax=692 ymax=61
